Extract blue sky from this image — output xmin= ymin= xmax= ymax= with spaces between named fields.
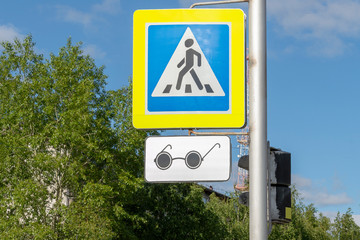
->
xmin=1 ymin=0 xmax=360 ymax=225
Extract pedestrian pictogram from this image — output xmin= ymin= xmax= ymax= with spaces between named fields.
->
xmin=176 ymin=38 xmax=202 ymax=91
xmin=152 ymin=27 xmax=225 ymax=97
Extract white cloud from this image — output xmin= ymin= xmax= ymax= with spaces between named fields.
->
xmin=56 ymin=6 xmax=94 ymax=27
xmin=179 ymin=0 xmax=199 ymax=8
xmin=332 ymin=173 xmax=345 ymax=191
xmin=0 ymin=24 xmax=24 ymax=43
xmin=354 ymin=215 xmax=360 ymax=227
xmin=292 ymin=174 xmax=312 ymax=188
xmin=292 ymin=174 xmax=353 ymax=206
xmin=321 ymin=211 xmax=338 ymax=221
xmin=56 ymin=0 xmax=121 ymax=28
xmin=309 ymin=192 xmax=352 ymax=206
xmin=93 ymin=0 xmax=121 ymax=15
xmin=268 ymin=0 xmax=360 ymax=56
xmin=83 ymin=44 xmax=106 ymax=59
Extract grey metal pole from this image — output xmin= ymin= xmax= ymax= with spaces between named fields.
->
xmin=248 ymin=0 xmax=267 ymax=239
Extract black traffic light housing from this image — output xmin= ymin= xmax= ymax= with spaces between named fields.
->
xmin=237 ymin=146 xmax=291 ymax=224
xmin=237 ymin=155 xmax=249 ymax=206
xmin=269 ymin=147 xmax=291 ymax=224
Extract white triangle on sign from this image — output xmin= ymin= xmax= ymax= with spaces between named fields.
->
xmin=151 ymin=27 xmax=225 ymax=97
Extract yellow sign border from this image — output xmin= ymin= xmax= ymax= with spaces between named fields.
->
xmin=133 ymin=9 xmax=246 ymax=129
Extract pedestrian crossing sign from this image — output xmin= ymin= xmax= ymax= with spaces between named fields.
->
xmin=133 ymin=9 xmax=246 ymax=129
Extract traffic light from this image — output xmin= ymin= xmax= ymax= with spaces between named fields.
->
xmin=237 ymin=154 xmax=249 ymax=206
xmin=269 ymin=147 xmax=291 ymax=224
xmin=237 ymin=146 xmax=291 ymax=224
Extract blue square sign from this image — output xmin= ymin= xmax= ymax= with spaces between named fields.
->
xmin=146 ymin=24 xmax=230 ymax=113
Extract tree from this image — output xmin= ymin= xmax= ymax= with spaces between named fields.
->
xmin=332 ymin=208 xmax=360 ymax=240
xmin=205 ymin=191 xmax=249 ymax=239
xmin=130 ymin=183 xmax=228 ymax=240
xmin=269 ymin=188 xmax=333 ymax=240
xmin=0 ymin=36 xmax=118 ymax=239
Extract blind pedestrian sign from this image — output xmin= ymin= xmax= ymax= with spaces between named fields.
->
xmin=145 ymin=136 xmax=231 ymax=182
xmin=133 ymin=9 xmax=246 ymax=129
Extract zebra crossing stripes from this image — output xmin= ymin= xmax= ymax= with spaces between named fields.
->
xmin=204 ymin=84 xmax=213 ymax=93
xmin=162 ymin=84 xmax=214 ymax=94
xmin=163 ymin=84 xmax=172 ymax=93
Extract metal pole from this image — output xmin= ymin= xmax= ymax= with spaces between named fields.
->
xmin=248 ymin=0 xmax=267 ymax=239
xmin=190 ymin=0 xmax=248 ymax=8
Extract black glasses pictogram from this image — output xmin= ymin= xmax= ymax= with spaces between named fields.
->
xmin=154 ymin=143 xmax=221 ymax=170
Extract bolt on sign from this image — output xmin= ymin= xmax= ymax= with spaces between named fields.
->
xmin=133 ymin=9 xmax=246 ymax=129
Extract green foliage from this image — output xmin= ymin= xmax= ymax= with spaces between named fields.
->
xmin=1 ymin=36 xmax=359 ymax=240
xmin=269 ymin=189 xmax=333 ymax=240
xmin=332 ymin=208 xmax=360 ymax=240
xmin=130 ymin=183 xmax=228 ymax=240
xmin=61 ymin=183 xmax=115 ymax=239
xmin=0 ymin=36 xmax=124 ymax=239
xmin=108 ymin=83 xmax=157 ymax=177
xmin=205 ymin=192 xmax=249 ymax=239
xmin=0 ymin=36 xmax=116 ymax=239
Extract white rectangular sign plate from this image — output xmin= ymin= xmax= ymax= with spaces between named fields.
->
xmin=145 ymin=136 xmax=231 ymax=182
